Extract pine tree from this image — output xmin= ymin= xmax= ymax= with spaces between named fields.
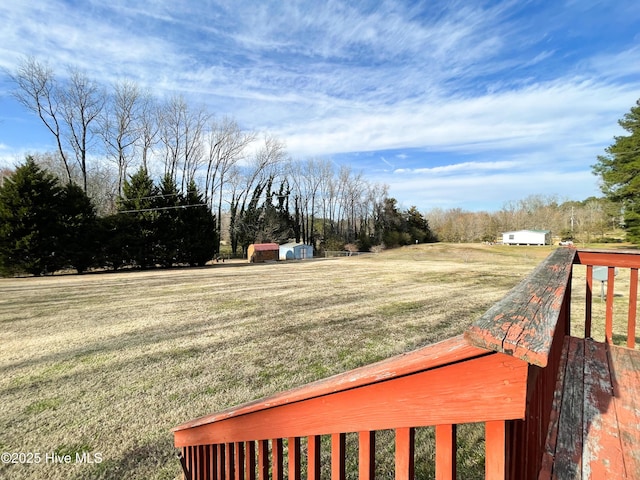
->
xmin=59 ymin=183 xmax=98 ymax=273
xmin=155 ymin=174 xmax=183 ymax=267
xmin=0 ymin=157 xmax=63 ymax=276
xmin=181 ymin=180 xmax=216 ymax=266
xmin=118 ymin=167 xmax=158 ymax=268
xmin=593 ymin=99 xmax=640 ymax=243
xmin=406 ymin=206 xmax=434 ymax=243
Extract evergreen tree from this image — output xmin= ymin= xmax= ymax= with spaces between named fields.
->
xmin=235 ymin=181 xmax=267 ymax=255
xmin=59 ymin=183 xmax=98 ymax=273
xmin=118 ymin=167 xmax=157 ymax=267
xmin=593 ymin=99 xmax=640 ymax=243
xmin=379 ymin=198 xmax=409 ymax=248
xmin=97 ymin=213 xmax=133 ymax=270
xmin=181 ymin=180 xmax=216 ymax=266
xmin=406 ymin=206 xmax=434 ymax=243
xmin=0 ymin=157 xmax=63 ymax=276
xmin=257 ymin=179 xmax=294 ymax=244
xmin=154 ymin=174 xmax=183 ymax=267
xmin=374 ymin=199 xmax=435 ymax=248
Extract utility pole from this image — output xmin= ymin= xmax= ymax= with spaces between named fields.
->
xmin=571 ymin=206 xmax=575 ymax=233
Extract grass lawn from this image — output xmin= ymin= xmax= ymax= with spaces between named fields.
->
xmin=0 ymin=243 xmax=630 ymax=479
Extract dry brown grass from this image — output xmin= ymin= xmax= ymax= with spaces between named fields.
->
xmin=0 ymin=243 xmax=586 ymax=479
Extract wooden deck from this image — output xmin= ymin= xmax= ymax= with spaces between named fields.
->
xmin=173 ymin=248 xmax=640 ymax=479
xmin=540 ymin=337 xmax=640 ymax=479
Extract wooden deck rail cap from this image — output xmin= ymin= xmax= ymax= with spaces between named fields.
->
xmin=464 ymin=247 xmax=576 ymax=367
xmin=574 ymin=248 xmax=640 ymax=268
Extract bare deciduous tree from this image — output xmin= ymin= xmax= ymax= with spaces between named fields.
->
xmin=229 ymin=135 xmax=287 ymax=255
xmin=60 ymin=67 xmax=105 ymax=193
xmin=137 ymin=92 xmax=159 ymax=173
xmin=157 ymin=95 xmax=209 ymax=191
xmin=204 ymin=117 xmax=256 ymax=252
xmin=9 ymin=57 xmax=72 ymax=182
xmin=99 ymin=79 xmax=142 ymax=195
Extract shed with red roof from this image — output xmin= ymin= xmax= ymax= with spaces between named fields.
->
xmin=247 ymin=243 xmax=279 ymax=263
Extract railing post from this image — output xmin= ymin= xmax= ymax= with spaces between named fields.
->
xmin=226 ymin=443 xmax=235 ymax=480
xmin=307 ymin=435 xmax=321 ymax=480
xmin=435 ymin=424 xmax=456 ymax=480
xmin=564 ymin=268 xmax=572 ymax=336
xmin=331 ymin=433 xmax=346 ymax=480
xmin=395 ymin=427 xmax=415 ymax=480
xmin=234 ymin=442 xmax=244 ymax=480
xmin=628 ymin=268 xmax=638 ymax=348
xmin=585 ymin=264 xmax=593 ymax=338
xmin=258 ymin=440 xmax=269 ymax=480
xmin=359 ymin=431 xmax=375 ymax=480
xmin=218 ymin=444 xmax=226 ymax=480
xmin=485 ymin=421 xmax=506 ymax=480
xmin=272 ymin=439 xmax=283 ymax=480
xmin=606 ymin=267 xmax=616 ymax=343
xmin=181 ymin=446 xmax=192 ymax=480
xmin=245 ymin=441 xmax=256 ymax=480
xmin=209 ymin=444 xmax=217 ymax=480
xmin=288 ymin=437 xmax=301 ymax=480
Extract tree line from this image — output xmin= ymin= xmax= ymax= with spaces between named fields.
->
xmin=431 ymin=96 xmax=640 ymax=245
xmin=0 ymin=158 xmax=217 ymax=276
xmin=427 ymin=194 xmax=622 ymax=244
xmin=0 ymin=156 xmax=435 ymax=275
xmin=7 ymin=58 xmax=394 ymax=253
xmin=6 ymin=57 xmax=436 ymax=257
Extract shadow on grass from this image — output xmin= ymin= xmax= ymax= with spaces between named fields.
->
xmin=68 ymin=437 xmax=180 ymax=480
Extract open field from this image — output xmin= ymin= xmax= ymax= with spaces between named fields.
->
xmin=0 ymin=243 xmax=634 ymax=479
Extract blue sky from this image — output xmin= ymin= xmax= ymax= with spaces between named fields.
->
xmin=1 ymin=0 xmax=639 ymax=211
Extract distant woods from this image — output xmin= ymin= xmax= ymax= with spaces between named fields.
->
xmin=0 ymin=156 xmax=433 ymax=275
xmin=427 ymin=195 xmax=622 ymax=244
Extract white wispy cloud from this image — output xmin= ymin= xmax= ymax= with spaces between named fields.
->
xmin=394 ymin=161 xmax=521 ymax=175
xmin=0 ymin=0 xmax=638 ymax=210
xmin=383 ymin=168 xmax=600 ymax=211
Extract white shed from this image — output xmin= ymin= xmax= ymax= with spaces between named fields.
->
xmin=502 ymin=230 xmax=551 ymax=246
xmin=279 ymin=242 xmax=314 ymax=260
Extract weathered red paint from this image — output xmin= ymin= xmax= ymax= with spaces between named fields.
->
xmin=539 ymin=338 xmax=640 ymax=479
xmin=331 ymin=433 xmax=345 ymax=480
xmin=395 ymin=427 xmax=415 ymax=480
xmin=174 ymin=352 xmax=528 ymax=447
xmin=464 ymin=247 xmax=576 ymax=367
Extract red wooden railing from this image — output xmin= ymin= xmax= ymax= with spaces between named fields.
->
xmin=574 ymin=249 xmax=639 ymax=348
xmin=174 ymin=335 xmax=529 ymax=479
xmin=173 ymin=248 xmax=640 ymax=480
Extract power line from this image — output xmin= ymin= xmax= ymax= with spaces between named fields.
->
xmin=118 ymin=203 xmax=207 ymax=214
xmin=114 ymin=190 xmax=201 ymax=201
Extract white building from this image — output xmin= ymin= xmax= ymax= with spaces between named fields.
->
xmin=279 ymin=242 xmax=314 ymax=260
xmin=502 ymin=230 xmax=551 ymax=246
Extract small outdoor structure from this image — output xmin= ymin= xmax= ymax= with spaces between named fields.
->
xmin=502 ymin=229 xmax=551 ymax=245
xmin=247 ymin=243 xmax=279 ymax=263
xmin=279 ymin=242 xmax=313 ymax=260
